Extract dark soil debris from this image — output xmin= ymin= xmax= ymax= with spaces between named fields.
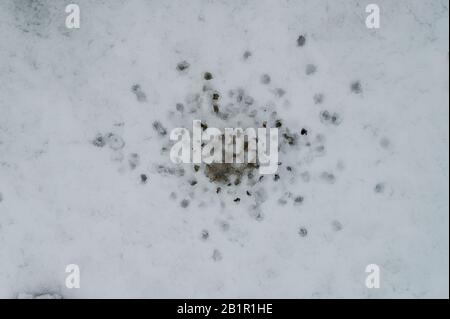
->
xmin=92 ymin=134 xmax=106 ymax=147
xmin=298 ymin=227 xmax=308 ymax=237
xmin=201 ymin=230 xmax=210 ymax=241
xmin=177 ymin=61 xmax=190 ymax=72
xmin=153 ymin=121 xmax=167 ymax=136
xmin=180 ymin=199 xmax=190 ymax=208
xmin=297 ymin=34 xmax=306 ymax=47
xmin=204 ymin=72 xmax=213 ymax=80
xmin=351 ymin=81 xmax=362 ymax=94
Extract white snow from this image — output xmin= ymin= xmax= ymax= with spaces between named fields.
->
xmin=0 ymin=0 xmax=448 ymax=298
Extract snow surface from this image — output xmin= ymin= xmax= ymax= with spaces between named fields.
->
xmin=0 ymin=0 xmax=448 ymax=298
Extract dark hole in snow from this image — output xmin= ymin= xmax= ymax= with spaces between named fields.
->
xmin=297 ymin=34 xmax=306 ymax=47
xmin=204 ymin=72 xmax=213 ymax=80
xmin=212 ymin=92 xmax=220 ymax=101
xmin=180 ymin=199 xmax=190 ymax=208
xmin=294 ymin=196 xmax=304 ymax=204
xmin=243 ymin=51 xmax=252 ymax=59
xmin=201 ymin=230 xmax=210 ymax=241
xmin=261 ymin=74 xmax=271 ymax=84
xmin=351 ymin=81 xmax=362 ymax=94
xmin=314 ymin=93 xmax=324 ymax=104
xmin=176 ymin=103 xmax=184 ymax=112
xmin=298 ymin=227 xmax=308 ymax=237
xmin=131 ymin=84 xmax=147 ymax=102
xmin=321 ymin=172 xmax=336 ymax=184
xmin=153 ymin=121 xmax=167 ymax=136
xmin=374 ymin=182 xmax=385 ymax=193
xmin=176 ymin=60 xmax=190 ymax=72
xmin=92 ymin=133 xmax=106 ymax=147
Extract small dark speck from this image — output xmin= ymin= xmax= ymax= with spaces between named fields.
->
xmin=212 ymin=92 xmax=220 ymax=101
xmin=140 ymin=174 xmax=148 ymax=184
xmin=152 ymin=121 xmax=167 ymax=136
xmin=92 ymin=134 xmax=106 ymax=147
xmin=275 ymin=120 xmax=282 ymax=128
xmin=246 ymin=190 xmax=251 ymax=196
xmin=176 ymin=103 xmax=184 ymax=112
xmin=314 ymin=93 xmax=324 ymax=104
xmin=330 ymin=113 xmax=341 ymax=125
xmin=128 ymin=153 xmax=140 ymax=170
xmin=244 ymin=95 xmax=254 ymax=105
xmin=332 ymin=220 xmax=343 ymax=231
xmin=216 ymin=187 xmax=221 ymax=194
xmin=320 ymin=110 xmax=331 ymax=122
xmin=176 ymin=60 xmax=190 ymax=72
xmin=131 ymin=84 xmax=147 ymax=102
xmin=297 ymin=34 xmax=306 ymax=47
xmin=194 ymin=165 xmax=200 ymax=172
xmin=275 ymin=88 xmax=286 ymax=97
xmin=374 ymin=183 xmax=385 ymax=193
xmin=204 ymin=72 xmax=213 ymax=80
xmin=294 ymin=196 xmax=304 ymax=204
xmin=234 ymin=197 xmax=241 ymax=203
xmin=300 ymin=128 xmax=308 ymax=136
xmin=189 ymin=179 xmax=198 ymax=186
xmin=201 ymin=230 xmax=210 ymax=241
xmin=261 ymin=74 xmax=271 ymax=84
xmin=180 ymin=199 xmax=190 ymax=208
xmin=320 ymin=111 xmax=341 ymax=126
xmin=321 ymin=172 xmax=336 ymax=184
xmin=380 ymin=138 xmax=390 ymax=149
xmin=351 ymin=81 xmax=362 ymax=94
xmin=298 ymin=227 xmax=308 ymax=237
xmin=254 ymin=212 xmax=264 ymax=222
xmin=273 ymin=174 xmax=280 ymax=181
xmin=243 ymin=51 xmax=252 ymax=59
xmin=286 ymin=166 xmax=292 ymax=172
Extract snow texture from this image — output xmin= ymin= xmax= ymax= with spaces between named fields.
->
xmin=0 ymin=0 xmax=448 ymax=298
